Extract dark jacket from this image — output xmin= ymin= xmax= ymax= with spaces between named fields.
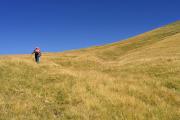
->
xmin=32 ymin=49 xmax=41 ymax=57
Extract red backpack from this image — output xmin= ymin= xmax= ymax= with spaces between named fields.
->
xmin=35 ymin=48 xmax=40 ymax=54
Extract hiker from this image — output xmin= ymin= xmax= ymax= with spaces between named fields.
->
xmin=32 ymin=47 xmax=41 ymax=63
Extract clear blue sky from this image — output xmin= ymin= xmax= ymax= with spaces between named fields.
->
xmin=0 ymin=0 xmax=179 ymax=54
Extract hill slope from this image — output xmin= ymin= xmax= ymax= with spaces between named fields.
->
xmin=0 ymin=21 xmax=180 ymax=120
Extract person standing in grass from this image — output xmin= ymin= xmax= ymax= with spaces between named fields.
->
xmin=32 ymin=47 xmax=41 ymax=63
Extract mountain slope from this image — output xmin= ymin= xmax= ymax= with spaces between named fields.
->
xmin=0 ymin=21 xmax=180 ymax=120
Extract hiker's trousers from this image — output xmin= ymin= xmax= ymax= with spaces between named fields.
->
xmin=35 ymin=55 xmax=40 ymax=63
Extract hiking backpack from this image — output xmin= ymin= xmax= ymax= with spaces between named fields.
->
xmin=35 ymin=48 xmax=41 ymax=54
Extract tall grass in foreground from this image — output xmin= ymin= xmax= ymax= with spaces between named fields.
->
xmin=0 ymin=21 xmax=180 ymax=120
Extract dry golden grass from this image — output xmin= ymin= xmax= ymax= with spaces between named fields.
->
xmin=0 ymin=21 xmax=180 ymax=120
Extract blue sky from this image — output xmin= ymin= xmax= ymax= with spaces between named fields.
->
xmin=0 ymin=0 xmax=179 ymax=54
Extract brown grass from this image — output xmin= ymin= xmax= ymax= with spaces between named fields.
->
xmin=0 ymin=21 xmax=180 ymax=120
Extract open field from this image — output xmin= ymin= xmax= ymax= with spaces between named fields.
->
xmin=0 ymin=21 xmax=180 ymax=120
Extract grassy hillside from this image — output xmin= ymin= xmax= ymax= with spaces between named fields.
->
xmin=0 ymin=21 xmax=180 ymax=120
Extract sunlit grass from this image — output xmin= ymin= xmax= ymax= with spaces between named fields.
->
xmin=0 ymin=21 xmax=180 ymax=120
